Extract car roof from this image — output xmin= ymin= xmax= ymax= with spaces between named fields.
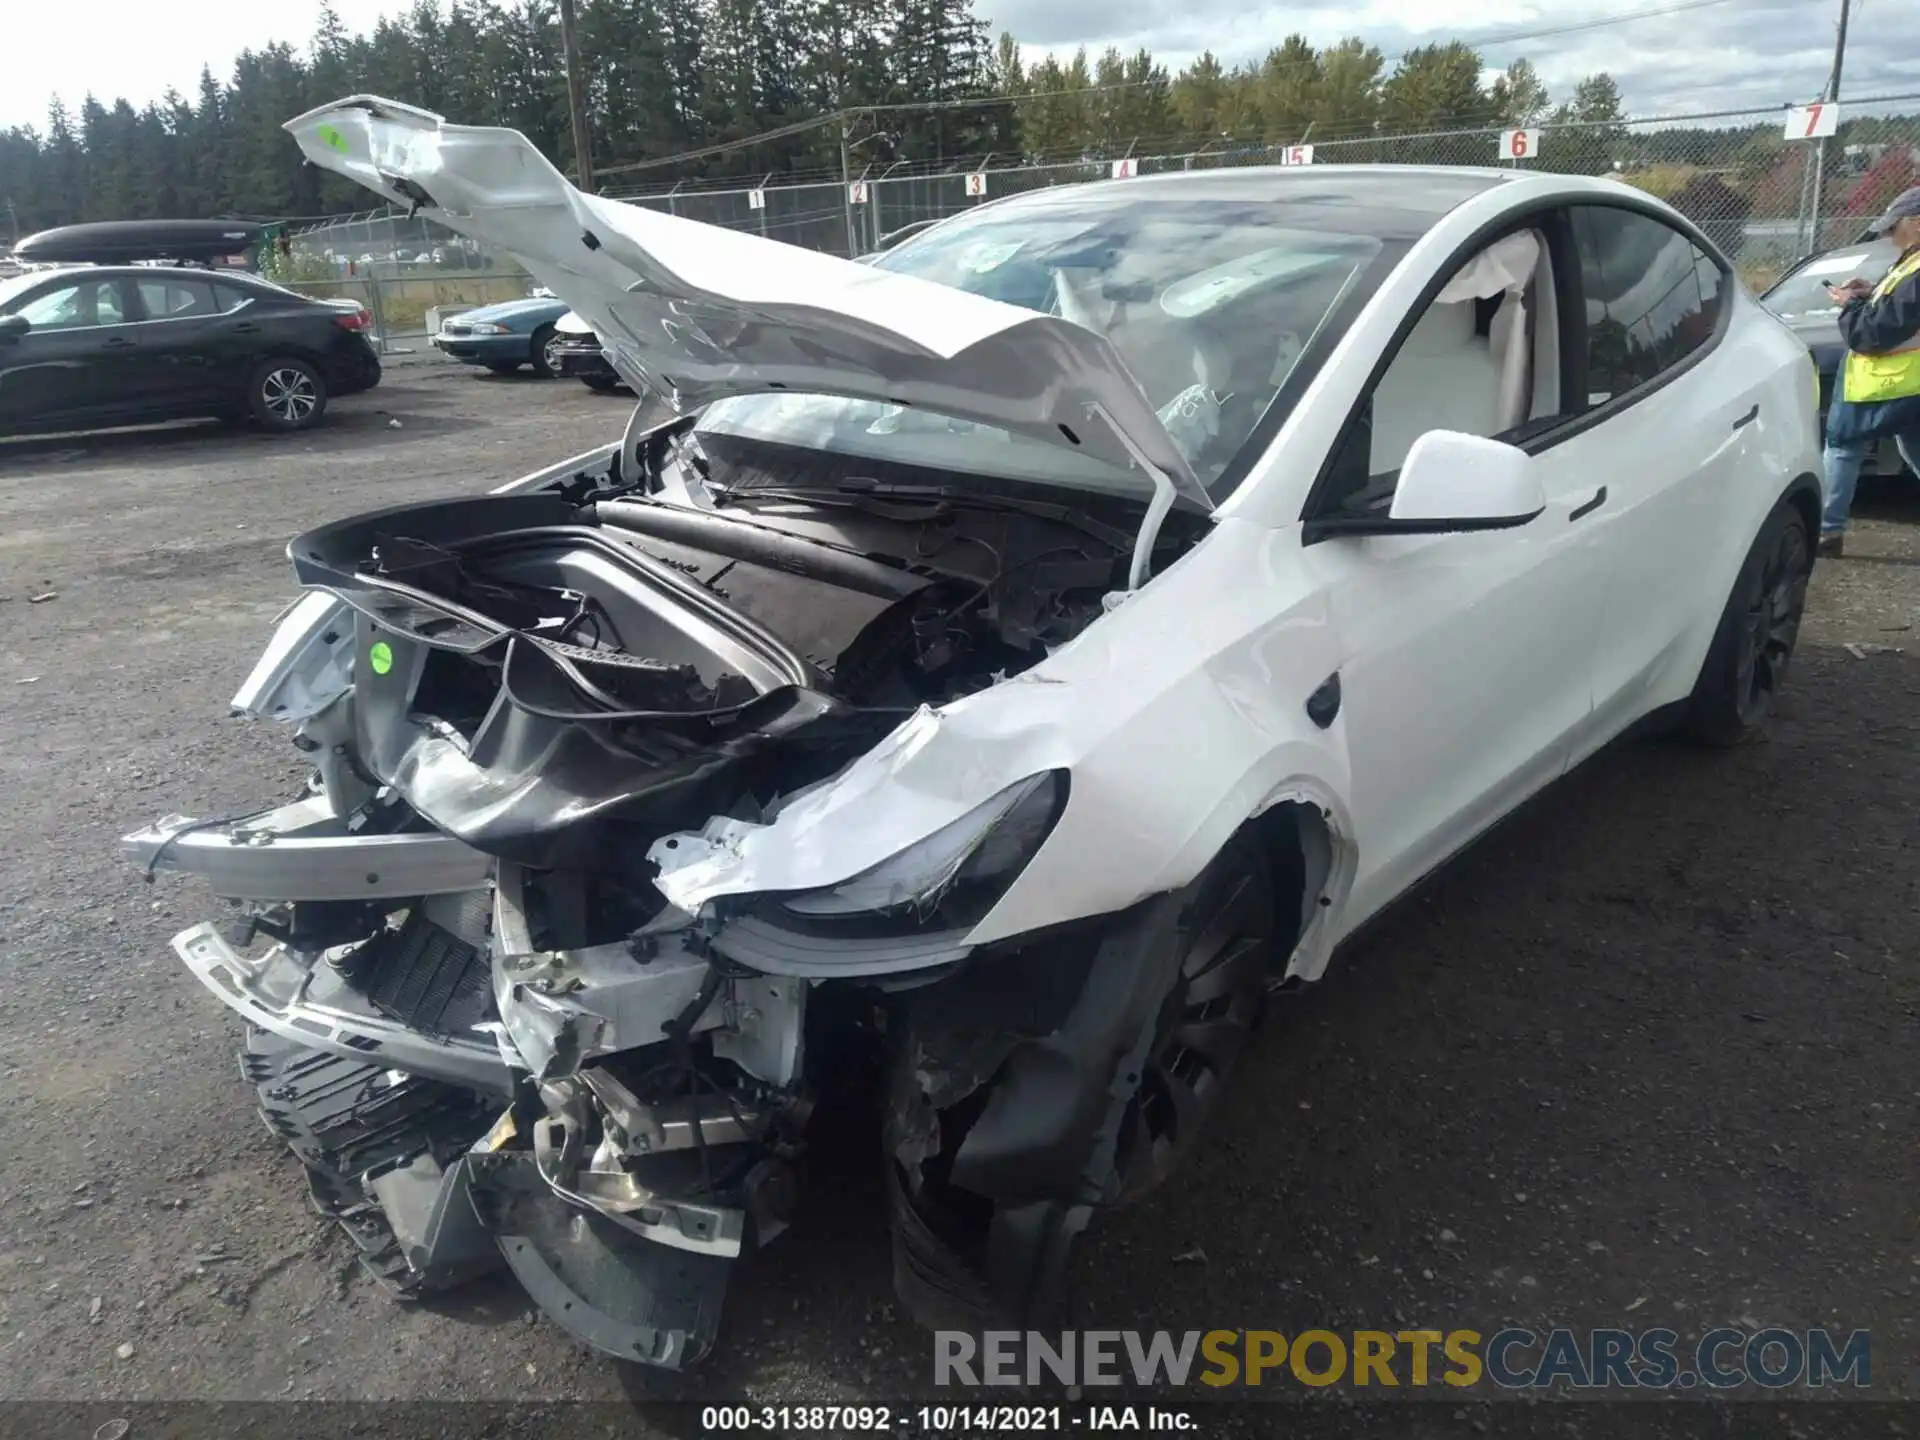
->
xmin=962 ymin=164 xmax=1521 ymax=242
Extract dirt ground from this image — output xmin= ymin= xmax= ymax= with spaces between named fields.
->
xmin=0 ymin=365 xmax=1914 ymax=1430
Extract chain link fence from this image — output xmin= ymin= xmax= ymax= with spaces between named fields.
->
xmin=602 ymin=97 xmax=1920 ymax=292
xmin=265 ymin=96 xmax=1920 ymax=348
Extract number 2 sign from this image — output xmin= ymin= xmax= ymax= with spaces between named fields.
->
xmin=1785 ymin=102 xmax=1840 ymax=139
xmin=1500 ymin=129 xmax=1541 ymax=161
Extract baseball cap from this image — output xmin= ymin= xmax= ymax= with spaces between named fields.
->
xmin=1865 ymin=185 xmax=1920 ymax=236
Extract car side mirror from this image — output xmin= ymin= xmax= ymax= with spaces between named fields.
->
xmin=1308 ymin=430 xmax=1545 ymax=540
xmin=0 ymin=313 xmax=28 ymax=342
xmin=1389 ymin=431 xmax=1546 ymax=526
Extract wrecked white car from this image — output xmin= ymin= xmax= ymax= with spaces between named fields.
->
xmin=125 ymin=97 xmax=1823 ymax=1368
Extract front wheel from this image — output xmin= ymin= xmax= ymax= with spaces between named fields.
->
xmin=582 ymin=375 xmax=622 ymax=394
xmin=1684 ymin=498 xmax=1812 ymax=746
xmin=247 ymin=357 xmax=328 ymax=432
xmin=1114 ymin=834 xmax=1276 ymax=1201
xmin=528 ymin=325 xmax=563 ymax=379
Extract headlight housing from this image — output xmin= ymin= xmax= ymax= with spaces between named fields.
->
xmin=763 ymin=771 xmax=1066 ymax=933
xmin=467 ymin=321 xmax=510 ymax=335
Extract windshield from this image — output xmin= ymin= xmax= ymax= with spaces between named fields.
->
xmin=1761 ymin=242 xmax=1899 ymax=322
xmin=0 ymin=270 xmax=63 ymax=312
xmin=693 ymin=195 xmax=1386 ymax=497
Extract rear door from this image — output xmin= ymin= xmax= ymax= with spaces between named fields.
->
xmin=128 ymin=274 xmax=238 ymax=407
xmin=1552 ymin=204 xmax=1758 ymax=738
xmin=0 ymin=276 xmax=137 ymax=430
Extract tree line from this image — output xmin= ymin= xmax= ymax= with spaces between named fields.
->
xmin=0 ymin=0 xmax=1899 ymax=238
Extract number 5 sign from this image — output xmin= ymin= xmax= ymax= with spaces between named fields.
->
xmin=1279 ymin=144 xmax=1314 ymax=166
xmin=1785 ymin=102 xmax=1840 ymax=139
xmin=965 ymin=172 xmax=988 ymax=197
xmin=1500 ymin=128 xmax=1541 ymax=161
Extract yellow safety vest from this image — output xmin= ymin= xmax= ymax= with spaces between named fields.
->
xmin=1841 ymin=248 xmax=1920 ymax=405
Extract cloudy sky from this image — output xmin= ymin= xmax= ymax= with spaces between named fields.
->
xmin=2 ymin=0 xmax=1917 ymax=133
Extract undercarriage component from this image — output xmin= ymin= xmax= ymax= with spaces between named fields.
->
xmin=335 ymin=901 xmax=495 ymax=1042
xmin=469 ymin=1150 xmax=730 ymax=1369
xmin=176 ymin=918 xmax=511 ymax=1095
xmin=243 ymin=1027 xmax=499 ymax=1292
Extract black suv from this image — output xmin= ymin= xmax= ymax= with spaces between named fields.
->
xmin=0 ymin=266 xmax=381 ymax=438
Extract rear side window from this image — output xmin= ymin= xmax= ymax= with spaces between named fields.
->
xmin=1571 ymin=206 xmax=1725 ymax=406
xmin=136 ymin=277 xmax=223 ymax=320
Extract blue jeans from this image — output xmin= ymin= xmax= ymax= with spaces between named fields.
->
xmin=1822 ymin=432 xmax=1919 ymax=536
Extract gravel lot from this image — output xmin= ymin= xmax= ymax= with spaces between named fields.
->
xmin=1 ymin=365 xmax=1914 ymax=1428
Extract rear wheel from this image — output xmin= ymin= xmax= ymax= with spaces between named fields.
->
xmin=528 ymin=325 xmax=563 ymax=379
xmin=1684 ymin=498 xmax=1812 ymax=746
xmin=582 ymin=375 xmax=622 ymax=394
xmin=247 ymin=357 xmax=328 ymax=432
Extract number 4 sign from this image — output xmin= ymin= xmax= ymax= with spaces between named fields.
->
xmin=965 ymin=172 xmax=988 ymax=197
xmin=1111 ymin=157 xmax=1138 ymax=179
xmin=1786 ymin=102 xmax=1840 ymax=139
xmin=1500 ymin=129 xmax=1541 ymax=161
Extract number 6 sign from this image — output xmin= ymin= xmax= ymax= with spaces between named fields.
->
xmin=1500 ymin=129 xmax=1541 ymax=161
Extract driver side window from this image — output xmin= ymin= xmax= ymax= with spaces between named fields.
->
xmin=16 ymin=280 xmax=127 ymax=331
xmin=1317 ymin=229 xmax=1553 ymax=520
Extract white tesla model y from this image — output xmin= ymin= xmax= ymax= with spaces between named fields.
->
xmin=123 ymin=97 xmax=1822 ymax=1369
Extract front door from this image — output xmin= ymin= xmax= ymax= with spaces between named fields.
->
xmin=0 ymin=277 xmax=136 ymax=432
xmin=1298 ymin=234 xmax=1612 ymax=930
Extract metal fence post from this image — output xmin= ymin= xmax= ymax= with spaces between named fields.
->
xmin=366 ymin=275 xmax=392 ymax=356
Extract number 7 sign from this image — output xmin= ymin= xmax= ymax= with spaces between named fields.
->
xmin=1500 ymin=129 xmax=1540 ymax=161
xmin=1785 ymin=102 xmax=1840 ymax=139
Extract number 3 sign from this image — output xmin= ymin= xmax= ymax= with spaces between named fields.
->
xmin=1500 ymin=128 xmax=1541 ymax=161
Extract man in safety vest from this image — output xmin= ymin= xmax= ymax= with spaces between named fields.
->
xmin=1818 ymin=185 xmax=1920 ymax=557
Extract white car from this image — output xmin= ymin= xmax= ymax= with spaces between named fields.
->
xmin=125 ymin=96 xmax=1823 ymax=1370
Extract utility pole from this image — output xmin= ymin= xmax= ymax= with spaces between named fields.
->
xmin=1802 ymin=0 xmax=1852 ymax=252
xmin=557 ymin=0 xmax=595 ymax=193
xmin=840 ymin=115 xmax=857 ymax=257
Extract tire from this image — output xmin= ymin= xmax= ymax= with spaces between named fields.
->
xmin=1683 ymin=497 xmax=1813 ymax=747
xmin=1113 ymin=833 xmax=1276 ymax=1202
xmin=484 ymin=361 xmax=521 ymax=375
xmin=247 ymin=357 xmax=328 ymax=432
xmin=528 ymin=325 xmax=563 ymax=379
xmin=582 ymin=375 xmax=622 ymax=394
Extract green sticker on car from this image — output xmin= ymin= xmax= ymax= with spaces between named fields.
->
xmin=369 ymin=641 xmax=393 ymax=675
xmin=317 ymin=124 xmax=349 ymax=153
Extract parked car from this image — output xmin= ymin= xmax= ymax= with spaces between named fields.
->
xmin=549 ymin=309 xmax=627 ymax=392
xmin=0 ymin=234 xmax=380 ymax=437
xmin=128 ymin=97 xmax=1825 ymax=1374
xmin=1758 ymin=234 xmax=1912 ymax=478
xmin=430 ymin=293 xmax=571 ymax=375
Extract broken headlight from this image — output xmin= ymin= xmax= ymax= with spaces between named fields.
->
xmin=772 ymin=771 xmax=1065 ymax=928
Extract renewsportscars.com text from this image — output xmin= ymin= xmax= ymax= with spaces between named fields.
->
xmin=935 ymin=1327 xmax=1871 ymax=1391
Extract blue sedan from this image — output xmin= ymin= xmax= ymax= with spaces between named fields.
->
xmin=431 ymin=293 xmax=572 ymax=376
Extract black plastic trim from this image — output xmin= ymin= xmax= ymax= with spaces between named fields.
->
xmin=1302 ymin=506 xmax=1544 ymax=544
xmin=1569 ymin=486 xmax=1608 ymax=521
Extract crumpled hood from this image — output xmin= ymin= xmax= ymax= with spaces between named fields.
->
xmin=284 ymin=95 xmax=1212 ymax=513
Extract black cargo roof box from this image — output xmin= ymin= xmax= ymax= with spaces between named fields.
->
xmin=13 ymin=219 xmax=264 ymax=266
